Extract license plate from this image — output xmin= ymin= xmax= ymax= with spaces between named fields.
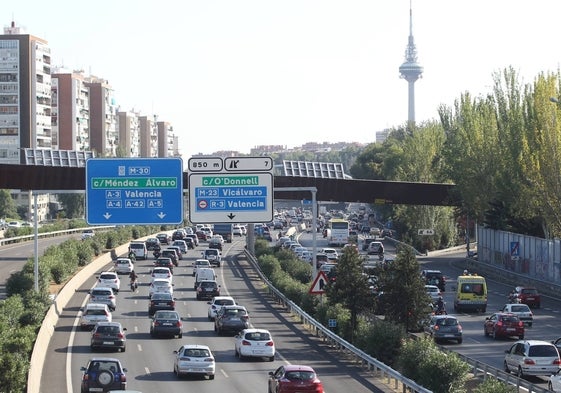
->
xmin=89 ymin=388 xmax=103 ymax=392
xmin=163 ymin=323 xmax=173 ymax=326
xmin=444 ymin=334 xmax=455 ymax=338
xmin=507 ymin=328 xmax=515 ymax=331
xmin=158 ymin=303 xmax=167 ymax=306
xmin=527 ymin=297 xmax=535 ymax=300
xmin=103 ymin=341 xmax=114 ymax=345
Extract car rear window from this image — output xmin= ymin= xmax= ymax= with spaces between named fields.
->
xmin=511 ymin=305 xmax=529 ymax=312
xmin=246 ymin=332 xmax=270 ymax=340
xmin=529 ymin=345 xmax=559 ymax=357
xmin=501 ymin=315 xmax=519 ymax=323
xmin=100 ymin=273 xmax=116 ymax=279
xmin=216 ymin=299 xmax=234 ymax=306
xmin=522 ymin=288 xmax=538 ymax=295
xmin=285 ymin=371 xmax=314 ymax=381
xmin=92 ymin=289 xmax=111 ymax=296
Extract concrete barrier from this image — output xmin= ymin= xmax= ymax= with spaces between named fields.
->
xmin=27 ymin=242 xmax=130 ymax=393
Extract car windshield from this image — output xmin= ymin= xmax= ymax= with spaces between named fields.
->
xmin=155 ymin=312 xmax=178 ymax=319
xmin=246 ymin=332 xmax=270 ymax=340
xmin=528 ymin=345 xmax=558 ymax=357
xmin=95 ymin=325 xmax=121 ymax=334
xmin=436 ymin=318 xmax=457 ymax=326
xmin=183 ymin=348 xmax=210 ymax=357
xmin=285 ymin=371 xmax=315 ymax=381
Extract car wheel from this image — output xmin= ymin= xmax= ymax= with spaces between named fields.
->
xmin=528 ymin=322 xmax=532 ymax=327
xmin=504 ymin=361 xmax=510 ymax=373
xmin=549 ymin=381 xmax=554 ymax=391
xmin=457 ymin=338 xmax=463 ymax=344
xmin=90 ymin=345 xmax=95 ymax=351
xmin=492 ymin=329 xmax=498 ymax=340
xmin=536 ymin=303 xmax=541 ymax=309
xmin=209 ymin=374 xmax=215 ymax=380
xmin=178 ymin=332 xmax=183 ymax=338
xmin=517 ymin=366 xmax=524 ymax=378
xmin=269 ymin=355 xmax=275 ymax=362
xmin=121 ymin=346 xmax=126 ymax=353
xmin=96 ymin=370 xmax=114 ymax=387
xmin=150 ymin=330 xmax=155 ymax=338
xmin=519 ymin=335 xmax=524 ymax=340
xmin=484 ymin=327 xmax=489 ymax=337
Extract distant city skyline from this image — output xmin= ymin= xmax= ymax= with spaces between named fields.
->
xmin=6 ymin=0 xmax=561 ymax=158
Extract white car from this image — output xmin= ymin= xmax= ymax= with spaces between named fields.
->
xmin=79 ymin=303 xmax=112 ymax=330
xmin=234 ymin=328 xmax=275 ymax=361
xmin=114 ymin=258 xmax=134 ymax=275
xmin=207 ymin=296 xmax=236 ymax=320
xmin=500 ymin=303 xmax=533 ymax=326
xmin=149 ymin=278 xmax=174 ymax=298
xmin=320 ymin=247 xmax=339 ymax=260
xmin=192 ymin=258 xmax=212 ymax=276
xmin=96 ymin=271 xmax=121 ymax=293
xmin=173 ymin=344 xmax=215 ymax=379
xmin=232 ymin=225 xmax=243 ymax=236
xmin=549 ymin=369 xmax=561 ymax=392
xmin=151 ymin=267 xmax=173 ymax=282
xmin=425 ymin=285 xmax=441 ymax=303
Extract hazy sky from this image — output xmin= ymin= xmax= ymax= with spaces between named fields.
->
xmin=8 ymin=0 xmax=561 ymax=158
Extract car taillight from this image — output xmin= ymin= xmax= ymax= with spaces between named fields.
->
xmin=83 ymin=374 xmax=90 ymax=381
xmin=105 ymin=311 xmax=109 ymax=316
xmin=175 ymin=321 xmax=182 ymax=327
xmin=518 ymin=321 xmax=524 ymax=327
xmin=154 ymin=321 xmax=161 ymax=326
xmin=150 ymin=301 xmax=155 ymax=306
xmin=524 ymin=358 xmax=536 ymax=365
xmin=241 ymin=315 xmax=249 ymax=321
xmin=266 ymin=341 xmax=274 ymax=347
xmin=120 ymin=374 xmax=126 ymax=382
xmin=117 ymin=333 xmax=125 ymax=339
xmin=241 ymin=339 xmax=251 ymax=346
xmin=93 ymin=333 xmax=101 ymax=338
xmin=171 ymin=300 xmax=176 ymax=307
xmin=554 ymin=359 xmax=561 ymax=365
xmin=433 ymin=325 xmax=440 ymax=331
xmin=109 ymin=295 xmax=115 ymax=299
xmin=457 ymin=324 xmax=463 ymax=332
xmin=496 ymin=321 xmax=503 ymax=327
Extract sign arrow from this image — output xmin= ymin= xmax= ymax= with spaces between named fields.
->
xmin=227 ymin=213 xmax=236 ymax=220
xmin=158 ymin=212 xmax=166 ymax=219
xmin=103 ymin=213 xmax=112 ymax=220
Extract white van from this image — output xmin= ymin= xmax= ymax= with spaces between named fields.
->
xmin=194 ymin=268 xmax=217 ymax=290
xmin=129 ymin=241 xmax=148 ymax=260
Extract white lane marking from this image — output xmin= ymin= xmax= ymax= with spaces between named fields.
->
xmin=66 ymin=287 xmax=92 ymax=393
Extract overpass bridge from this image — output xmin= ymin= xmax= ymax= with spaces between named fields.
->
xmin=0 ymin=164 xmax=459 ymax=206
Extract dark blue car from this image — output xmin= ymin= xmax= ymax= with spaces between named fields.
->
xmin=80 ymin=357 xmax=127 ymax=393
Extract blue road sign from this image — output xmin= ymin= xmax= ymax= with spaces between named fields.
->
xmin=86 ymin=158 xmax=183 ymax=225
xmin=510 ymin=241 xmax=520 ymax=257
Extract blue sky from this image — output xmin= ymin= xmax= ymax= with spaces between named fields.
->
xmin=8 ymin=0 xmax=561 ymax=158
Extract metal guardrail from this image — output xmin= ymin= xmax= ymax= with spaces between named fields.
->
xmin=243 ymin=249 xmax=432 ymax=393
xmin=0 ymin=226 xmax=114 ymax=246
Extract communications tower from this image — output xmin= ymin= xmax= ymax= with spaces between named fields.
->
xmin=399 ymin=1 xmax=423 ymax=127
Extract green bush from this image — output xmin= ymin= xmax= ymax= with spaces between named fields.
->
xmin=354 ymin=319 xmax=406 ymax=366
xmin=398 ymin=337 xmax=470 ymax=393
xmin=472 ymin=377 xmax=516 ymax=393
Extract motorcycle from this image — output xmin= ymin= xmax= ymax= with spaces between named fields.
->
xmin=130 ymin=279 xmax=138 ymax=292
xmin=128 ymin=251 xmax=137 ymax=263
xmin=153 ymin=249 xmax=161 ymax=259
xmin=508 ymin=293 xmax=521 ymax=304
xmin=378 ymin=252 xmax=385 ymax=261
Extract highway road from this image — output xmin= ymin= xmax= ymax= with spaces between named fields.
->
xmin=39 ymin=236 xmax=392 ymax=393
xmin=4 ymin=229 xmax=556 ymax=392
xmin=0 ymin=233 xmax=80 ymax=298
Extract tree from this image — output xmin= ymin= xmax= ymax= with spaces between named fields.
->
xmin=0 ymin=189 xmax=18 ymax=219
xmin=377 ymin=246 xmax=431 ymax=331
xmin=325 ymin=246 xmax=373 ymax=341
xmin=57 ymin=194 xmax=84 ymax=219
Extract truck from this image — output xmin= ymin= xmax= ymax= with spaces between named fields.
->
xmin=212 ymin=223 xmax=233 ymax=243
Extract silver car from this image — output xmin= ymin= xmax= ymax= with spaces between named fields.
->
xmin=173 ymin=344 xmax=215 ymax=379
xmin=89 ymin=287 xmax=116 ymax=311
xmin=80 ymin=303 xmax=112 ymax=330
xmin=504 ymin=340 xmax=561 ymax=377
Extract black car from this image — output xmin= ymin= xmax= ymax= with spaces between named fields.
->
xmin=208 ymin=239 xmax=223 ymax=251
xmin=172 ymin=230 xmax=185 ymax=241
xmin=149 ymin=292 xmax=176 ymax=316
xmin=80 ymin=357 xmax=127 ymax=393
xmin=184 ymin=236 xmax=195 ymax=249
xmin=214 ymin=305 xmax=250 ymax=335
xmin=153 ymin=257 xmax=174 ymax=273
xmin=90 ymin=322 xmax=127 ymax=352
xmin=196 ymin=280 xmax=220 ymax=300
xmin=161 ymin=249 xmax=179 ymax=266
xmin=185 ymin=233 xmax=199 ymax=247
xmin=421 ymin=269 xmax=445 ymax=291
xmin=156 ymin=233 xmax=170 ymax=245
xmin=144 ymin=237 xmax=160 ymax=251
xmin=150 ymin=310 xmax=183 ymax=338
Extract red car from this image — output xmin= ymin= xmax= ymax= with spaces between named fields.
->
xmin=514 ymin=286 xmax=541 ymax=308
xmin=483 ymin=312 xmax=525 ymax=340
xmin=268 ymin=365 xmax=324 ymax=393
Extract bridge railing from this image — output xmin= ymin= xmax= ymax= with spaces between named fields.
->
xmin=0 ymin=226 xmax=114 ymax=246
